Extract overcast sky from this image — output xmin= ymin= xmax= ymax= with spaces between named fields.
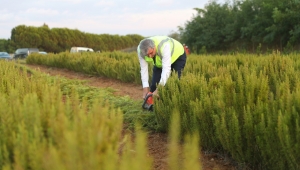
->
xmin=0 ymin=0 xmax=225 ymax=39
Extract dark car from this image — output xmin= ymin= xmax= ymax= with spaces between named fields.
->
xmin=13 ymin=48 xmax=39 ymax=59
xmin=0 ymin=52 xmax=12 ymax=60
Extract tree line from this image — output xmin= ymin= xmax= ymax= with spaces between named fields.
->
xmin=179 ymin=0 xmax=300 ymax=54
xmin=1 ymin=0 xmax=299 ymax=54
xmin=0 ymin=24 xmax=144 ymax=53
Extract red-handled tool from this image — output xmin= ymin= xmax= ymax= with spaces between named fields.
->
xmin=142 ymin=92 xmax=154 ymax=111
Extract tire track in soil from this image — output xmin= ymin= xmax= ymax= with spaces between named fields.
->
xmin=26 ymin=64 xmax=236 ymax=170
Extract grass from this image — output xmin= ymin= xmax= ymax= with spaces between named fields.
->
xmin=22 ymin=63 xmax=160 ymax=131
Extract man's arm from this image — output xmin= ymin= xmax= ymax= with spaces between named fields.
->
xmin=138 ymin=50 xmax=150 ymax=98
xmin=159 ymin=43 xmax=172 ymax=86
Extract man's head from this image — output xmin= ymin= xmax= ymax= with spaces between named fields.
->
xmin=139 ymin=39 xmax=156 ymax=58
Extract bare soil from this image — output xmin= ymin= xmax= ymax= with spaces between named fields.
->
xmin=26 ymin=64 xmax=237 ymax=170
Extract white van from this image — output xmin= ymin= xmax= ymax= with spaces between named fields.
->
xmin=70 ymin=47 xmax=94 ymax=53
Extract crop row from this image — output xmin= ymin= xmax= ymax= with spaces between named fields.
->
xmin=0 ymin=60 xmax=202 ymax=170
xmin=27 ymin=51 xmax=300 ymax=169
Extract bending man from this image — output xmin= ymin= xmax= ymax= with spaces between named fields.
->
xmin=137 ymin=36 xmax=187 ymax=98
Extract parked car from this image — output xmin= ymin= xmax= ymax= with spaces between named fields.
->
xmin=13 ymin=48 xmax=39 ymax=59
xmin=0 ymin=52 xmax=11 ymax=60
xmin=39 ymin=51 xmax=47 ymax=55
xmin=70 ymin=47 xmax=94 ymax=53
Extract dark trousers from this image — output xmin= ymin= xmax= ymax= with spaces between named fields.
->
xmin=150 ymin=52 xmax=187 ymax=92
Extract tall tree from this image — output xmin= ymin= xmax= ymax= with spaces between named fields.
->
xmin=180 ymin=1 xmax=236 ymax=53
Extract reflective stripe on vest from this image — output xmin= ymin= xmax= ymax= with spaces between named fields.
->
xmin=156 ymin=38 xmax=174 ymax=59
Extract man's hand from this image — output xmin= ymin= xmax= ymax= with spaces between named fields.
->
xmin=153 ymin=89 xmax=159 ymax=98
xmin=143 ymin=87 xmax=150 ymax=99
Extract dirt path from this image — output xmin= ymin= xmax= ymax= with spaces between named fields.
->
xmin=26 ymin=64 xmax=236 ymax=170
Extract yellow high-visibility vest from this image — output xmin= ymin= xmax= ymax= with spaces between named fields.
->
xmin=142 ymin=36 xmax=184 ymax=68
